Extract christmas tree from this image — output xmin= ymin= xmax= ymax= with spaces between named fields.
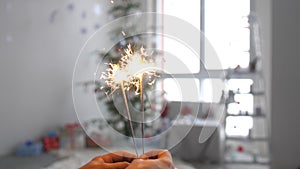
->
xmin=84 ymin=0 xmax=155 ymax=137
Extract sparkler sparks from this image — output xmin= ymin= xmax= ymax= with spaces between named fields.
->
xmin=101 ymin=63 xmax=131 ymax=95
xmin=101 ymin=44 xmax=158 ymax=95
xmin=120 ymin=44 xmax=158 ymax=94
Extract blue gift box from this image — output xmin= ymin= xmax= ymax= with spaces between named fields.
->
xmin=16 ymin=140 xmax=43 ymax=157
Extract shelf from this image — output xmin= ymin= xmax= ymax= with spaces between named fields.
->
xmin=225 ymin=154 xmax=270 ymax=165
xmin=223 ymin=58 xmax=270 ymax=164
xmin=225 ymin=160 xmax=269 ymax=165
xmin=231 ymin=91 xmax=265 ymax=95
xmin=226 ymin=114 xmax=266 ymax=118
xmin=225 ymin=69 xmax=262 ymax=79
xmin=226 ymin=137 xmax=268 ymax=142
xmin=224 ymin=152 xmax=270 ymax=165
xmin=251 ymin=91 xmax=265 ymax=95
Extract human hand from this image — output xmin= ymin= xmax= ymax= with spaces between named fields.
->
xmin=126 ymin=150 xmax=175 ymax=169
xmin=79 ymin=150 xmax=137 ymax=169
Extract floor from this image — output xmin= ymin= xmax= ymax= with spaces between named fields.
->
xmin=0 ymin=153 xmax=61 ymax=169
xmin=0 ymin=149 xmax=269 ymax=169
xmin=192 ymin=163 xmax=269 ymax=169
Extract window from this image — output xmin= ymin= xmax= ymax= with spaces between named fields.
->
xmin=163 ymin=0 xmax=200 ymax=30
xmin=227 ymin=79 xmax=253 ymax=93
xmin=163 ymin=37 xmax=200 ymax=74
xmin=201 ymin=79 xmax=224 ymax=103
xmin=205 ymin=0 xmax=250 ymax=69
xmin=157 ymin=0 xmax=253 ymax=137
xmin=227 ymin=94 xmax=254 ymax=114
xmin=158 ymin=0 xmax=250 ymax=102
xmin=156 ymin=78 xmax=200 ymax=102
xmin=226 ymin=116 xmax=253 ymax=137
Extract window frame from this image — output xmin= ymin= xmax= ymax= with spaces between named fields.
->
xmin=157 ymin=0 xmax=254 ymax=103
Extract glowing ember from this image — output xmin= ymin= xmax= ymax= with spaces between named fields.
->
xmin=101 ymin=63 xmax=131 ymax=95
xmin=119 ymin=44 xmax=159 ymax=94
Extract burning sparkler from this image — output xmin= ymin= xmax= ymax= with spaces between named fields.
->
xmin=101 ymin=62 xmax=139 ymax=156
xmin=101 ymin=44 xmax=158 ymax=155
xmin=121 ymin=44 xmax=158 ymax=154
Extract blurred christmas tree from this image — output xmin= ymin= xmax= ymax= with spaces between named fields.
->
xmin=100 ymin=0 xmax=143 ymax=63
xmin=83 ymin=0 xmax=154 ymax=137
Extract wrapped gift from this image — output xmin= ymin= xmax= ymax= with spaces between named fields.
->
xmin=59 ymin=122 xmax=84 ymax=149
xmin=16 ymin=140 xmax=43 ymax=157
xmin=42 ymin=131 xmax=59 ymax=151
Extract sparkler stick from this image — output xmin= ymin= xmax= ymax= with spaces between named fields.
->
xmin=139 ymin=73 xmax=145 ymax=154
xmin=120 ymin=81 xmax=139 ymax=157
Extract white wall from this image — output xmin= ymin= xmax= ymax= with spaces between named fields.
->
xmin=271 ymin=0 xmax=300 ymax=168
xmin=0 ymin=0 xmax=111 ymax=155
xmin=0 ymin=0 xmax=153 ymax=156
xmin=255 ymin=0 xmax=300 ymax=168
xmin=252 ymin=0 xmax=272 ymax=157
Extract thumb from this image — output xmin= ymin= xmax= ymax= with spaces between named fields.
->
xmin=104 ymin=161 xmax=130 ymax=169
xmin=139 ymin=154 xmax=150 ymax=160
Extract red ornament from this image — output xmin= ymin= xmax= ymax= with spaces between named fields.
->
xmin=116 ymin=48 xmax=121 ymax=53
xmin=237 ymin=145 xmax=244 ymax=152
